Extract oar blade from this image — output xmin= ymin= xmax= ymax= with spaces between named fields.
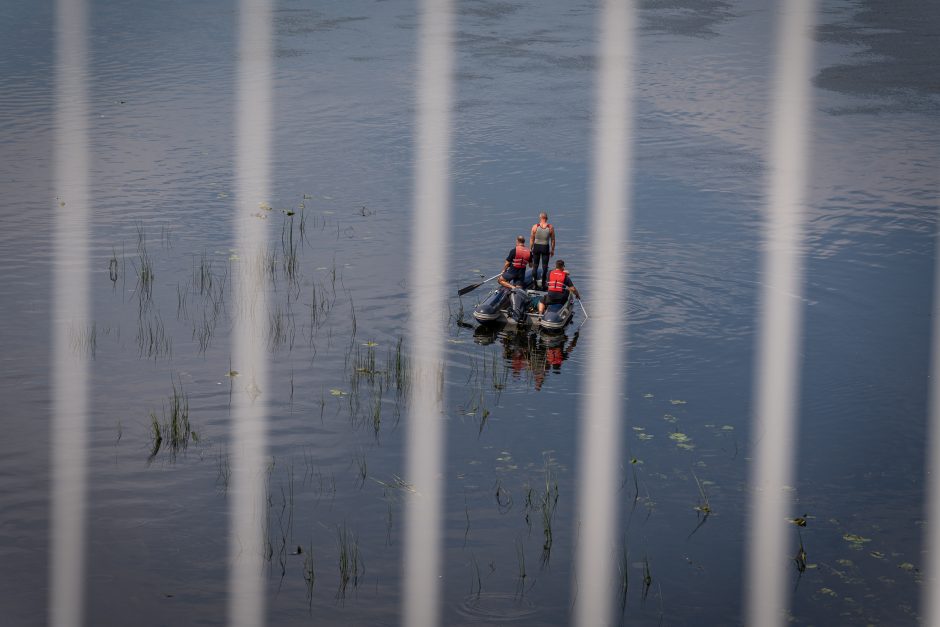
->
xmin=457 ymin=281 xmax=482 ymax=296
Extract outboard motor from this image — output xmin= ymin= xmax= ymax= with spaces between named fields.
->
xmin=508 ymin=287 xmax=529 ymax=323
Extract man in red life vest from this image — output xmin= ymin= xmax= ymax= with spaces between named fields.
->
xmin=538 ymin=259 xmax=580 ymax=316
xmin=498 ymin=235 xmax=532 ymax=289
xmin=529 ymin=212 xmax=555 ymax=290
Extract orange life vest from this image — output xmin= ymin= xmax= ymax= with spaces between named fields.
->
xmin=512 ymin=245 xmax=531 ymax=269
xmin=547 ymin=268 xmax=567 ymax=292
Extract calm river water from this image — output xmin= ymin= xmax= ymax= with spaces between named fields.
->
xmin=1 ymin=0 xmax=938 ymax=625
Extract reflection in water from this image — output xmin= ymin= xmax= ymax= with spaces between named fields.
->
xmin=473 ymin=326 xmax=579 ymax=391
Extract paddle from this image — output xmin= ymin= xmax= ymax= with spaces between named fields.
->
xmin=577 ymin=298 xmax=589 ymax=319
xmin=457 ymin=272 xmax=502 ymax=296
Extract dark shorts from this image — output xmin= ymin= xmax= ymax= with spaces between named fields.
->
xmin=543 ymin=290 xmax=568 ymax=305
xmin=503 ymin=268 xmax=524 ymax=283
xmin=531 ymin=244 xmax=550 ymax=257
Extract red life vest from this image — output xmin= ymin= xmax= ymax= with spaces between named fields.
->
xmin=512 ymin=245 xmax=531 ymax=269
xmin=547 ymin=346 xmax=563 ymax=366
xmin=547 ymin=268 xmax=567 ymax=292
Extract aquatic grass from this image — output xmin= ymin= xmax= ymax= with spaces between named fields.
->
xmin=337 ymin=522 xmax=362 ymax=598
xmin=354 ymin=450 xmax=368 ymax=489
xmin=687 ymin=467 xmax=712 ymax=538
xmin=539 ymin=465 xmax=560 ymax=566
xmin=216 ymin=446 xmax=231 ymax=492
xmin=146 ymin=378 xmax=195 ymax=462
xmin=298 ymin=205 xmax=308 ymax=245
xmin=303 ymin=540 xmax=316 ymax=608
xmin=176 ymin=282 xmax=188 ymax=319
xmin=469 ymin=552 xmax=482 ymax=598
xmin=147 ymin=411 xmax=162 ymax=462
xmin=642 ymin=554 xmax=653 ymax=602
xmin=160 ymin=222 xmax=172 ymax=249
xmin=280 ymin=214 xmax=301 ymax=290
xmin=136 ymin=312 xmax=172 ymax=360
xmin=618 ymin=544 xmax=630 ymax=615
xmin=464 ymin=499 xmax=472 ymax=547
xmin=268 ymin=303 xmax=295 ymax=351
xmin=193 ymin=312 xmax=213 ymax=354
xmin=192 ymin=252 xmax=214 ymax=296
xmin=133 ymin=247 xmax=155 ymax=304
xmin=793 ymin=529 xmax=808 ymax=578
xmin=371 ymin=380 xmax=384 ymax=438
xmin=166 ymin=377 xmax=192 ymax=450
xmin=514 ymin=537 xmax=527 ymax=595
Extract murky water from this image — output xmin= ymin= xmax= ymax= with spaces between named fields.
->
xmin=1 ymin=0 xmax=937 ymax=625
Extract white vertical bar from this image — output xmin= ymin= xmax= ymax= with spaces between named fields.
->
xmin=573 ymin=1 xmax=634 ymax=626
xmin=228 ymin=0 xmax=272 ymax=626
xmin=50 ymin=0 xmax=90 ymax=625
xmin=745 ymin=2 xmax=815 ymax=626
xmin=923 ymin=227 xmax=940 ymax=626
xmin=402 ymin=0 xmax=454 ymax=625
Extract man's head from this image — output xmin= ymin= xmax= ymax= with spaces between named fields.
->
xmin=539 ymin=212 xmax=548 ymax=221
xmin=517 ymin=235 xmax=526 ymax=244
xmin=555 ymin=259 xmax=565 ymax=269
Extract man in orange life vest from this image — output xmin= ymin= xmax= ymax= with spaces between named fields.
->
xmin=538 ymin=259 xmax=580 ymax=316
xmin=498 ymin=235 xmax=532 ymax=289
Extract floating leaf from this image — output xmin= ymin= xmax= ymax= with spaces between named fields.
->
xmin=330 ymin=388 xmax=346 ymax=396
xmin=676 ymin=442 xmax=696 ymax=451
xmin=663 ymin=414 xmax=677 ymax=423
xmin=898 ymin=562 xmax=916 ymax=572
xmin=637 ymin=433 xmax=654 ymax=441
xmin=818 ymin=587 xmax=837 ymax=597
xmin=721 ymin=425 xmax=734 ymax=431
xmin=225 ymin=370 xmax=239 ymax=378
xmin=670 ymin=399 xmax=687 ymax=405
xmin=869 ymin=551 xmax=885 ymax=560
xmin=790 ymin=516 xmax=807 ymax=527
xmin=843 ymin=533 xmax=871 ymax=549
xmin=363 ymin=341 xmax=378 ymax=347
xmin=668 ymin=432 xmax=690 ymax=443
xmin=643 ymin=393 xmax=654 ymax=398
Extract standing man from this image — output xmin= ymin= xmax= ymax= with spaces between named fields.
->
xmin=499 ymin=235 xmax=532 ymax=288
xmin=538 ymin=259 xmax=580 ymax=316
xmin=529 ymin=212 xmax=555 ymax=290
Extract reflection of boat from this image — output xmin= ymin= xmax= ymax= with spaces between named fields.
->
xmin=471 ymin=267 xmax=574 ymax=331
xmin=471 ymin=324 xmax=580 ymax=390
